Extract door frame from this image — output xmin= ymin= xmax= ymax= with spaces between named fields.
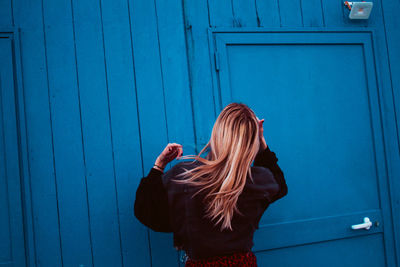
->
xmin=207 ymin=27 xmax=399 ymax=266
xmin=0 ymin=27 xmax=32 ymax=267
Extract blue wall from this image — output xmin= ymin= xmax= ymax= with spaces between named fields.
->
xmin=1 ymin=0 xmax=400 ymax=266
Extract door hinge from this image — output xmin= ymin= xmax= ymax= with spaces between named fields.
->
xmin=214 ymin=51 xmax=220 ymax=71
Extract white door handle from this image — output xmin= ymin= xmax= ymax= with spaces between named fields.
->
xmin=351 ymin=217 xmax=372 ymax=230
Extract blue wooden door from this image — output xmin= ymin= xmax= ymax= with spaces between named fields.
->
xmin=0 ymin=37 xmax=26 ymax=267
xmin=209 ymin=30 xmax=397 ymax=266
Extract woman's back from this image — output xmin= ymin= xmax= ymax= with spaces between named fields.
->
xmin=134 ymin=103 xmax=289 ymax=266
xmin=162 ymin=146 xmax=288 ymax=260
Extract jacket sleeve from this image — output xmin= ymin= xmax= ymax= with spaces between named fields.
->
xmin=134 ymin=167 xmax=173 ymax=233
xmin=253 ymin=145 xmax=288 ymax=204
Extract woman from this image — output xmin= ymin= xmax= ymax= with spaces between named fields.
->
xmin=134 ymin=103 xmax=288 ymax=266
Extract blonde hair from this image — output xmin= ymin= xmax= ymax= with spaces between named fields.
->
xmin=171 ymin=103 xmax=260 ymax=231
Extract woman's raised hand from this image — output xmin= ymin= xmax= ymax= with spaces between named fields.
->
xmin=256 ymin=117 xmax=268 ymax=150
xmin=155 ymin=143 xmax=183 ymax=169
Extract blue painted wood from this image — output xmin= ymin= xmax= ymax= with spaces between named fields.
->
xmin=128 ymin=0 xmax=170 ymax=266
xmin=3 ymin=0 xmax=400 ymax=265
xmin=322 ymin=0 xmax=346 ymax=27
xmin=232 ymin=0 xmax=258 ymax=27
xmin=182 ymin=0 xmax=217 ymax=152
xmin=150 ymin=0 xmax=197 ymax=265
xmin=0 ymin=0 xmax=13 ymax=26
xmin=12 ymin=0 xmax=64 ymax=265
xmin=69 ymin=0 xmax=124 ymax=265
xmin=41 ymin=0 xmax=94 ymax=265
xmin=4 ymin=28 xmax=37 ymax=267
xmin=381 ymin=0 xmax=400 ymax=263
xmin=0 ymin=93 xmax=11 ymax=263
xmin=381 ymin=0 xmax=400 ymax=135
xmin=0 ymin=38 xmax=13 ymax=266
xmin=98 ymin=0 xmax=149 ymax=266
xmin=208 ymin=0 xmax=234 ymax=27
xmin=154 ymin=0 xmax=197 ymax=168
xmin=301 ymin=0 xmax=324 ymax=27
xmin=257 ymin=233 xmax=386 ymax=266
xmin=211 ymin=29 xmax=397 ymax=266
xmin=0 ymin=36 xmax=27 ymax=267
xmin=341 ymin=0 xmax=380 ymax=27
xmin=254 ymin=210 xmax=383 ymax=250
xmin=363 ymin=29 xmax=398 ymax=267
xmin=279 ymin=0 xmax=303 ymax=27
xmin=255 ymin=0 xmax=281 ymax=27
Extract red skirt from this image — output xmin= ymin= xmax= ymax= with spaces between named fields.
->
xmin=185 ymin=251 xmax=257 ymax=267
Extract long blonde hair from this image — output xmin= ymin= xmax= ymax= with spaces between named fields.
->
xmin=171 ymin=103 xmax=260 ymax=231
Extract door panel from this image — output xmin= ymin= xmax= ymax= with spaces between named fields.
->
xmin=211 ymin=31 xmax=395 ymax=266
xmin=0 ymin=36 xmax=26 ymax=267
xmin=256 ymin=233 xmax=386 ymax=267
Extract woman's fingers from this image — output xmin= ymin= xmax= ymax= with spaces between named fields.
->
xmin=172 ymin=144 xmax=183 ymax=158
xmin=258 ymin=118 xmax=265 ymax=140
xmin=172 ymin=144 xmax=183 ymax=159
xmin=164 ymin=143 xmax=183 ymax=160
xmin=168 ymin=146 xmax=179 ymax=156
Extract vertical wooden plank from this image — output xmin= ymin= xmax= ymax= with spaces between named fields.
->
xmin=256 ymin=0 xmax=280 ymax=27
xmin=208 ymin=0 xmax=235 ymax=27
xmin=380 ymin=0 xmax=400 ymax=263
xmin=0 ymin=72 xmax=12 ymax=267
xmin=71 ymin=0 xmax=124 ymax=266
xmin=0 ymin=38 xmax=27 ymax=267
xmin=381 ymin=0 xmax=400 ymax=147
xmin=128 ymin=0 xmax=169 ymax=265
xmin=41 ymin=0 xmax=94 ymax=266
xmin=11 ymin=6 xmax=39 ymax=267
xmin=12 ymin=0 xmax=63 ymax=266
xmin=279 ymin=0 xmax=303 ymax=27
xmin=128 ymin=0 xmax=169 ymax=168
xmin=301 ymin=0 xmax=324 ymax=27
xmin=152 ymin=0 xmax=197 ymax=265
xmin=363 ymin=0 xmax=379 ymax=27
xmin=98 ymin=0 xmax=149 ymax=266
xmin=183 ymin=0 xmax=217 ymax=150
xmin=155 ymin=0 xmax=197 ymax=175
xmin=0 ymin=0 xmax=13 ymax=26
xmin=232 ymin=0 xmax=259 ymax=27
xmin=322 ymin=0 xmax=346 ymax=27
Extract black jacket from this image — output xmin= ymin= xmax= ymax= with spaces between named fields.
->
xmin=134 ymin=146 xmax=288 ymax=260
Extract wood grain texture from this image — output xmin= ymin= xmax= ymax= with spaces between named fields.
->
xmin=129 ymin=0 xmax=171 ymax=265
xmin=232 ymin=0 xmax=259 ymax=27
xmin=150 ymin=0 xmax=196 ymax=265
xmin=42 ymin=0 xmax=94 ymax=265
xmin=12 ymin=0 xmax=63 ymax=265
xmin=279 ymin=0 xmax=303 ymax=27
xmin=380 ymin=0 xmax=400 ymax=262
xmin=322 ymin=0 xmax=345 ymax=27
xmin=256 ymin=0 xmax=281 ymax=27
xmin=183 ymin=0 xmax=217 ymax=151
xmin=0 ymin=37 xmax=26 ymax=267
xmin=3 ymin=0 xmax=400 ymax=266
xmin=71 ymin=0 xmax=123 ymax=265
xmin=0 ymin=0 xmax=13 ymax=26
xmin=208 ymin=0 xmax=234 ymax=27
xmin=302 ymin=0 xmax=324 ymax=27
xmin=99 ymin=0 xmax=149 ymax=266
